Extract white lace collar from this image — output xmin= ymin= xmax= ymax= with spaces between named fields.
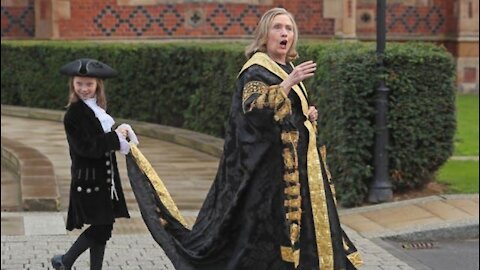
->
xmin=82 ymin=97 xmax=115 ymax=133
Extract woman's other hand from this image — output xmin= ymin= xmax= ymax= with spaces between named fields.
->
xmin=308 ymin=106 xmax=318 ymax=122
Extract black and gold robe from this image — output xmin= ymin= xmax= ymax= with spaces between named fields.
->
xmin=126 ymin=52 xmax=363 ymax=270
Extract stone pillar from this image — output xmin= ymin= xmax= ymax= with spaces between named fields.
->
xmin=342 ymin=0 xmax=357 ymax=39
xmin=456 ymin=0 xmax=479 ymax=93
xmin=324 ymin=0 xmax=357 ymax=40
xmin=34 ymin=0 xmax=70 ymax=39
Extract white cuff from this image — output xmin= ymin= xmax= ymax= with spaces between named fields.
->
xmin=115 ymin=131 xmax=131 ymax=155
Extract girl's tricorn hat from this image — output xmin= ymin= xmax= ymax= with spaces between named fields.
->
xmin=60 ymin=58 xmax=117 ymax=79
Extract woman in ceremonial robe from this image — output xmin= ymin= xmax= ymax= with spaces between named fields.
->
xmin=127 ymin=7 xmax=363 ymax=270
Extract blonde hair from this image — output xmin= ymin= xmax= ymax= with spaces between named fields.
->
xmin=66 ymin=77 xmax=107 ymax=109
xmin=245 ymin=7 xmax=299 ymax=62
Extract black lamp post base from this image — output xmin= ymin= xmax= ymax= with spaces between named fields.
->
xmin=368 ymin=188 xmax=393 ymax=204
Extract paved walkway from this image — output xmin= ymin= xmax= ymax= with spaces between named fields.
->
xmin=1 ymin=113 xmax=479 ymax=270
xmin=1 ymin=115 xmax=218 ymax=212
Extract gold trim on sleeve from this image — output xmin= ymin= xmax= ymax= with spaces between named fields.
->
xmin=242 ymin=81 xmax=292 ymax=122
xmin=242 ymin=81 xmax=268 ymax=103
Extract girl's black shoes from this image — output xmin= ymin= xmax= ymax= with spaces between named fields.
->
xmin=51 ymin=254 xmax=67 ymax=270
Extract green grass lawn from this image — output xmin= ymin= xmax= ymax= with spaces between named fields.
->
xmin=437 ymin=160 xmax=479 ymax=193
xmin=436 ymin=94 xmax=479 ymax=194
xmin=454 ymin=94 xmax=479 ymax=156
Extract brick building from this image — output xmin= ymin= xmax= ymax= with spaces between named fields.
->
xmin=1 ymin=0 xmax=478 ymax=92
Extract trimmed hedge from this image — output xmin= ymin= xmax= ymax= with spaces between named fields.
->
xmin=1 ymin=41 xmax=456 ymax=206
xmin=309 ymin=42 xmax=456 ymax=206
xmin=1 ymin=41 xmax=246 ymax=128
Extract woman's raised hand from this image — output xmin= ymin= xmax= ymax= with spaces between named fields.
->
xmin=280 ymin=60 xmax=317 ymax=93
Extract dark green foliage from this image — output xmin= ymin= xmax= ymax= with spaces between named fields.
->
xmin=307 ymin=43 xmax=378 ymax=206
xmin=383 ymin=43 xmax=456 ymax=190
xmin=182 ymin=45 xmax=246 ymax=136
xmin=1 ymin=40 xmax=456 ymax=206
xmin=308 ymin=42 xmax=456 ymax=206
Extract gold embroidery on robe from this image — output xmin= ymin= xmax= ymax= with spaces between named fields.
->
xmin=284 ymin=171 xmax=300 ymax=183
xmin=286 ymin=211 xmax=302 ymax=221
xmin=281 ymin=246 xmax=300 ymax=267
xmin=129 ymin=143 xmax=187 ymax=227
xmin=242 ymin=81 xmax=291 ymax=122
xmin=280 ymin=130 xmax=302 ymax=267
xmin=282 ymin=149 xmax=297 ymax=170
xmin=348 ymin=252 xmax=364 ymax=268
xmin=284 ymin=198 xmax=302 ymax=208
xmin=284 ymin=185 xmax=301 ymax=196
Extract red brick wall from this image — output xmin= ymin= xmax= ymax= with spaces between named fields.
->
xmin=0 ymin=0 xmax=331 ymax=39
xmin=0 ymin=0 xmax=470 ymax=40
xmin=54 ymin=0 xmax=332 ymax=39
xmin=1 ymin=0 xmax=462 ymax=39
xmin=59 ymin=1 xmax=265 ymax=38
xmin=1 ymin=0 xmax=35 ymax=38
xmin=357 ymin=0 xmax=454 ymax=37
xmin=273 ymin=0 xmax=334 ymax=36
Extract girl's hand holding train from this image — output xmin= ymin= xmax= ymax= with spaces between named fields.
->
xmin=116 ymin=123 xmax=139 ymax=145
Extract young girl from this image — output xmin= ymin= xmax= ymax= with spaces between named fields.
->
xmin=52 ymin=58 xmax=135 ymax=270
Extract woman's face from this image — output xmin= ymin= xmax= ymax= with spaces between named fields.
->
xmin=266 ymin=14 xmax=294 ymax=64
xmin=73 ymin=76 xmax=97 ymax=100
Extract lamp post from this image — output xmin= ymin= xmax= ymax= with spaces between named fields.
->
xmin=368 ymin=0 xmax=393 ymax=203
